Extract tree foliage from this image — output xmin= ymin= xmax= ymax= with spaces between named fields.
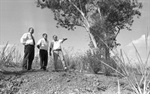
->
xmin=36 ymin=0 xmax=142 ymax=58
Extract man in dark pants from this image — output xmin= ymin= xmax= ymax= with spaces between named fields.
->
xmin=37 ymin=33 xmax=49 ymax=71
xmin=20 ymin=27 xmax=35 ymax=71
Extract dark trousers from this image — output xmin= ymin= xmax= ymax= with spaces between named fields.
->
xmin=39 ymin=49 xmax=48 ymax=70
xmin=22 ymin=45 xmax=34 ymax=70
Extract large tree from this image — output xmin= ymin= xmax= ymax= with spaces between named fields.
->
xmin=36 ymin=0 xmax=142 ymax=59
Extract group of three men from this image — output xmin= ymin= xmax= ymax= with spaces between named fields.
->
xmin=20 ymin=27 xmax=67 ymax=71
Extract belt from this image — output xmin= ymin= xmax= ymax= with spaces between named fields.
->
xmin=25 ymin=44 xmax=34 ymax=46
xmin=53 ymin=49 xmax=62 ymax=51
xmin=40 ymin=49 xmax=47 ymax=51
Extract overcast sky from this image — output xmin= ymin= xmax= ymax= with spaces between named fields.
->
xmin=0 ymin=0 xmax=150 ymax=64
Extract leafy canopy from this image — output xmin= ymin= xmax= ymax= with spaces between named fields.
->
xmin=37 ymin=0 xmax=142 ymax=49
xmin=37 ymin=0 xmax=142 ymax=30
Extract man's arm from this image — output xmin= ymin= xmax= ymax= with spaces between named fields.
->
xmin=49 ymin=42 xmax=53 ymax=56
xmin=36 ymin=39 xmax=41 ymax=49
xmin=61 ymin=38 xmax=67 ymax=43
xmin=20 ymin=33 xmax=27 ymax=45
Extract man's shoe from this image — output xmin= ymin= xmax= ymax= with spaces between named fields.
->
xmin=22 ymin=67 xmax=27 ymax=72
xmin=64 ymin=67 xmax=68 ymax=71
xmin=40 ymin=67 xmax=43 ymax=70
xmin=27 ymin=68 xmax=34 ymax=72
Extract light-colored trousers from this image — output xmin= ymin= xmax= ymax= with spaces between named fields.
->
xmin=53 ymin=50 xmax=66 ymax=70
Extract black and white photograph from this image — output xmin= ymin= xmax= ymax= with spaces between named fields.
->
xmin=0 ymin=0 xmax=150 ymax=94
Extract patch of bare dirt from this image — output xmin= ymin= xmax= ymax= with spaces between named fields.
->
xmin=0 ymin=67 xmax=149 ymax=94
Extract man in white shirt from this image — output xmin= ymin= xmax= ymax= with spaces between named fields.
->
xmin=20 ymin=27 xmax=35 ymax=71
xmin=37 ymin=33 xmax=49 ymax=71
xmin=49 ymin=35 xmax=67 ymax=71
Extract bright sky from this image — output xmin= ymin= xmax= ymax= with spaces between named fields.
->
xmin=0 ymin=0 xmax=150 ymax=63
xmin=0 ymin=0 xmax=90 ymax=54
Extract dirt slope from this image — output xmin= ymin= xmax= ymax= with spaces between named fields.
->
xmin=0 ymin=67 xmax=144 ymax=94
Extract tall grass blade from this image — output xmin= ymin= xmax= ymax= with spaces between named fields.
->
xmin=143 ymin=76 xmax=147 ymax=94
xmin=132 ymin=43 xmax=143 ymax=64
xmin=145 ymin=31 xmax=149 ymax=54
xmin=126 ymin=78 xmax=140 ymax=94
xmin=133 ymin=72 xmax=142 ymax=94
xmin=122 ymin=50 xmax=134 ymax=75
xmin=132 ymin=43 xmax=145 ymax=76
xmin=98 ymin=59 xmax=125 ymax=77
xmin=117 ymin=79 xmax=121 ymax=94
xmin=145 ymin=51 xmax=150 ymax=65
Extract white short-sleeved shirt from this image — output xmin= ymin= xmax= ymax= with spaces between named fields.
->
xmin=37 ymin=38 xmax=49 ymax=51
xmin=52 ymin=39 xmax=63 ymax=50
xmin=20 ymin=32 xmax=34 ymax=45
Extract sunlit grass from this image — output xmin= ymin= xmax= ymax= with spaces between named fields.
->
xmin=0 ymin=42 xmax=22 ymax=69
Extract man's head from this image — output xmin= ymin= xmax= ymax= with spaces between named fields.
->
xmin=53 ymin=35 xmax=58 ymax=41
xmin=28 ymin=27 xmax=34 ymax=34
xmin=43 ymin=33 xmax=47 ymax=39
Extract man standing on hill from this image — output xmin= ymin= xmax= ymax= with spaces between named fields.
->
xmin=49 ymin=35 xmax=67 ymax=71
xmin=37 ymin=33 xmax=49 ymax=71
xmin=20 ymin=27 xmax=35 ymax=71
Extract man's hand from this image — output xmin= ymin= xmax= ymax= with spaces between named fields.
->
xmin=49 ymin=52 xmax=52 ymax=56
xmin=63 ymin=38 xmax=67 ymax=41
xmin=22 ymin=43 xmax=26 ymax=45
xmin=62 ymin=38 xmax=67 ymax=43
xmin=37 ymin=45 xmax=40 ymax=49
xmin=49 ymin=48 xmax=52 ymax=56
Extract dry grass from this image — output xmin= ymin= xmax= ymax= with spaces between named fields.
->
xmin=112 ymin=34 xmax=150 ymax=94
xmin=0 ymin=42 xmax=22 ymax=69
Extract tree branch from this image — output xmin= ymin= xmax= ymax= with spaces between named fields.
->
xmin=69 ymin=0 xmax=98 ymax=48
